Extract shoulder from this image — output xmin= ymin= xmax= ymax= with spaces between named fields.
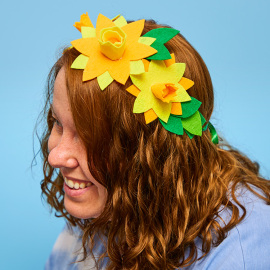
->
xmin=45 ymin=225 xmax=107 ymax=270
xmin=187 ymin=186 xmax=270 ymax=270
xmin=234 ymin=187 xmax=270 ymax=269
xmin=45 ymin=225 xmax=82 ymax=270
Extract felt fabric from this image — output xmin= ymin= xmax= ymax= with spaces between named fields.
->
xmin=143 ymin=28 xmax=180 ymax=60
xmin=130 ymin=60 xmax=190 ymax=123
xmin=71 ymin=14 xmax=157 ymax=87
xmin=74 ymin=12 xmax=94 ymax=32
xmin=127 ymin=55 xmax=203 ymax=136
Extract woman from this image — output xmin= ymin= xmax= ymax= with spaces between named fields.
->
xmin=42 ymin=13 xmax=270 ymax=269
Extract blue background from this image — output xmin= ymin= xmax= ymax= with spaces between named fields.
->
xmin=1 ymin=0 xmax=269 ymax=269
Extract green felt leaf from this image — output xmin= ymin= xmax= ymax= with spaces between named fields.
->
xmin=159 ymin=114 xmax=184 ymax=135
xmin=146 ymin=42 xmax=172 ymax=60
xmin=143 ymin=28 xmax=179 ymax=60
xmin=181 ymin=97 xmax=202 ymax=118
xmin=143 ymin=28 xmax=179 ymax=44
xmin=199 ymin=112 xmax=206 ymax=125
xmin=202 ymin=125 xmax=208 ymax=132
xmin=199 ymin=112 xmax=208 ymax=131
xmin=184 ymin=129 xmax=194 ymax=139
xmin=181 ymin=111 xmax=202 ymax=136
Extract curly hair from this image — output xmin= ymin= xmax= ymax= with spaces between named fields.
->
xmin=40 ymin=20 xmax=270 ymax=269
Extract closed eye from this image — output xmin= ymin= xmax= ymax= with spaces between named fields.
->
xmin=52 ymin=115 xmax=63 ymax=132
xmin=53 ymin=117 xmax=62 ymax=126
xmin=50 ymin=105 xmax=62 ymax=128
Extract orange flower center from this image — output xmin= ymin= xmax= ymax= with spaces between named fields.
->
xmin=151 ymin=83 xmax=178 ymax=103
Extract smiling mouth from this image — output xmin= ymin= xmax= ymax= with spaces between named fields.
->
xmin=64 ymin=177 xmax=93 ymax=190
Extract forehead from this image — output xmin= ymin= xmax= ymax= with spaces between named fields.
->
xmin=53 ymin=68 xmax=68 ymax=103
xmin=52 ymin=67 xmax=71 ymax=112
xmin=52 ymin=67 xmax=76 ymax=131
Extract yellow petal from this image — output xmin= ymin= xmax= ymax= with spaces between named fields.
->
xmin=147 ymin=60 xmax=167 ymax=74
xmin=108 ymin=59 xmax=130 ymax=84
xmin=133 ymin=90 xmax=153 ymax=114
xmin=173 ymin=85 xmax=192 ymax=103
xmin=71 ymin=38 xmax=98 ymax=57
xmin=113 ymin=15 xmax=127 ymax=28
xmin=179 ymin=77 xmax=194 ymax=91
xmin=97 ymin=71 xmax=114 ymax=90
xmin=124 ymin=41 xmax=157 ymax=61
xmin=83 ymin=56 xmax=107 ymax=81
xmin=144 ymin=109 xmax=158 ymax=124
xmin=142 ymin=59 xmax=150 ymax=72
xmin=81 ymin=26 xmax=96 ymax=38
xmin=126 ymin=85 xmax=141 ymax=97
xmin=132 ymin=84 xmax=172 ymax=122
xmin=121 ymin=19 xmax=145 ymax=43
xmin=130 ymin=60 xmax=145 ymax=75
xmin=164 ymin=53 xmax=175 ymax=67
xmin=138 ymin=37 xmax=156 ymax=46
xmin=171 ymin=102 xmax=182 ymax=115
xmin=96 ymin=13 xmax=115 ymax=38
xmin=71 ymin=54 xmax=89 ymax=69
xmin=152 ymin=101 xmax=172 ymax=123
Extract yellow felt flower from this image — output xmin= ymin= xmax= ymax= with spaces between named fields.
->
xmin=70 ymin=13 xmax=157 ymax=89
xmin=127 ymin=54 xmax=194 ymax=124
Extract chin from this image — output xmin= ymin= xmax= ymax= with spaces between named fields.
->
xmin=64 ymin=196 xmax=104 ymax=219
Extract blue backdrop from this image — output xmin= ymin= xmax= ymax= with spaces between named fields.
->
xmin=1 ymin=0 xmax=269 ymax=269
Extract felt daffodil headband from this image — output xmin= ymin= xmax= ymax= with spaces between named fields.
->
xmin=70 ymin=13 xmax=218 ymax=141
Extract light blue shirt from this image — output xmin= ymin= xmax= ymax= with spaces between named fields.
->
xmin=45 ymin=186 xmax=270 ymax=269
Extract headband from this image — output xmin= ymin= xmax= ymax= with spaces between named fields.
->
xmin=69 ymin=13 xmax=218 ymax=142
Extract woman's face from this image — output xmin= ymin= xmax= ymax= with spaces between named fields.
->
xmin=48 ymin=68 xmax=107 ymax=219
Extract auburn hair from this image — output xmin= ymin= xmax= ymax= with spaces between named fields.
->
xmin=40 ymin=20 xmax=270 ymax=269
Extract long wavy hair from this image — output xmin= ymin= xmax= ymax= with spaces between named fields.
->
xmin=40 ymin=20 xmax=270 ymax=269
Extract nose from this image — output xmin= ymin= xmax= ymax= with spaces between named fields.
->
xmin=48 ymin=135 xmax=79 ymax=169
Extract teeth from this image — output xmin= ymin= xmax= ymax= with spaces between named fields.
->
xmin=67 ymin=180 xmax=74 ymax=188
xmin=64 ymin=177 xmax=91 ymax=189
xmin=80 ymin=183 xmax=86 ymax=189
